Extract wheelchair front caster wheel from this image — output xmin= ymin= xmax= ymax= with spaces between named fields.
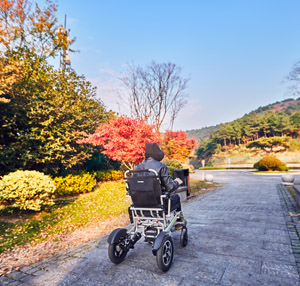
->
xmin=180 ymin=227 xmax=188 ymax=247
xmin=108 ymin=242 xmax=127 ymax=264
xmin=156 ymin=235 xmax=174 ymax=272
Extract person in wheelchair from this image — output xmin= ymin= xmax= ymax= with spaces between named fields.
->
xmin=107 ymin=142 xmax=188 ymax=272
xmin=134 ymin=142 xmax=183 ymax=213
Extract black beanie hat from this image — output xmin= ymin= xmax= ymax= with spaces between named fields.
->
xmin=145 ymin=143 xmax=164 ymax=161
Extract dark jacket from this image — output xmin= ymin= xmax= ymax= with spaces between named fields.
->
xmin=134 ymin=143 xmax=179 ymax=193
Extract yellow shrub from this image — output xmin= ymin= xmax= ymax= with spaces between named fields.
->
xmin=0 ymin=170 xmax=56 ymax=211
xmin=93 ymin=170 xmax=124 ymax=182
xmin=255 ymin=156 xmax=288 ymax=171
xmin=54 ymin=173 xmax=96 ymax=196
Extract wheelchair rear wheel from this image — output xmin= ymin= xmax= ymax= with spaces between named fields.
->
xmin=180 ymin=227 xmax=188 ymax=247
xmin=156 ymin=235 xmax=174 ymax=272
xmin=108 ymin=241 xmax=127 ymax=264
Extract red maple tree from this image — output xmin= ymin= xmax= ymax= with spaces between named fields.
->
xmin=161 ymin=130 xmax=197 ymax=163
xmin=78 ymin=116 xmax=161 ymax=169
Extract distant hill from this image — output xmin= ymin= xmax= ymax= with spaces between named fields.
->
xmin=186 ymin=125 xmax=218 ymax=142
xmin=192 ymin=97 xmax=300 ymax=167
xmin=249 ymin=97 xmax=300 ymax=114
xmin=186 ymin=98 xmax=300 ymax=142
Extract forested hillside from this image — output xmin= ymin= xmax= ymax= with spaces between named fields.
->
xmin=188 ymin=98 xmax=300 ymax=141
xmin=186 ymin=125 xmax=218 ymax=142
xmin=194 ymin=98 xmax=300 ymax=166
xmin=250 ymin=98 xmax=300 ymax=114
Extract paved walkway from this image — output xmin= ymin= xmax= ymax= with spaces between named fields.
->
xmin=1 ymin=170 xmax=300 ymax=285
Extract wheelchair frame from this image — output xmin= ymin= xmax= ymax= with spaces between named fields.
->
xmin=107 ymin=169 xmax=188 ymax=272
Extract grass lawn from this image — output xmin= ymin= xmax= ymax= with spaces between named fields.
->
xmin=250 ymin=171 xmax=294 ymax=173
xmin=198 ymin=167 xmax=226 ymax=170
xmin=286 ymin=185 xmax=297 ymax=201
xmin=0 ymin=181 xmax=129 ymax=254
xmin=0 ymin=178 xmax=222 ymax=255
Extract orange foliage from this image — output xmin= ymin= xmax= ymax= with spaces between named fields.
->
xmin=0 ymin=0 xmax=65 ymax=57
xmin=0 ymin=57 xmax=24 ymax=97
xmin=78 ymin=116 xmax=161 ymax=169
xmin=0 ymin=0 xmax=67 ymax=99
xmin=161 ymin=130 xmax=197 ymax=163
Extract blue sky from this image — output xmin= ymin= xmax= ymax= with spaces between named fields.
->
xmin=54 ymin=0 xmax=300 ymax=131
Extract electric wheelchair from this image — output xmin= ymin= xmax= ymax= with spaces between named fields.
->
xmin=107 ymin=169 xmax=188 ymax=272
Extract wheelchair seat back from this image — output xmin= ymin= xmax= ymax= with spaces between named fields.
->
xmin=126 ymin=169 xmax=163 ymax=208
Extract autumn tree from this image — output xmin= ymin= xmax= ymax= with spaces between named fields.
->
xmin=0 ymin=0 xmax=69 ymax=58
xmin=120 ymin=61 xmax=189 ymax=131
xmin=0 ymin=0 xmax=75 ymax=96
xmin=161 ymin=130 xmax=197 ymax=163
xmin=0 ymin=1 xmax=112 ymax=175
xmin=0 ymin=56 xmax=112 ymax=174
xmin=78 ymin=116 xmax=161 ymax=170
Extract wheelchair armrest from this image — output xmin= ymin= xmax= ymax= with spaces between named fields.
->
xmin=160 ymin=194 xmax=168 ymax=206
xmin=166 ymin=188 xmax=177 ymax=196
xmin=174 ymin=186 xmax=188 ymax=194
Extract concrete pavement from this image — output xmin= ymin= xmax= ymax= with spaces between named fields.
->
xmin=1 ymin=170 xmax=300 ymax=286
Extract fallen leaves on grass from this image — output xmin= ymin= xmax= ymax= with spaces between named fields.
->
xmin=0 ymin=214 xmax=130 ymax=276
xmin=189 ymin=182 xmax=224 ymax=199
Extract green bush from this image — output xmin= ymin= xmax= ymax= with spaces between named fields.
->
xmin=253 ymin=161 xmax=260 ymax=170
xmin=254 ymin=156 xmax=289 ymax=171
xmin=165 ymin=160 xmax=194 ymax=177
xmin=0 ymin=170 xmax=56 ymax=211
xmin=168 ymin=167 xmax=175 ymax=178
xmin=93 ymin=169 xmax=124 ymax=182
xmin=289 ymin=139 xmax=300 ymax=152
xmin=164 ymin=159 xmax=183 ymax=169
xmin=54 ymin=173 xmax=97 ymax=196
xmin=278 ymin=165 xmax=289 ymax=172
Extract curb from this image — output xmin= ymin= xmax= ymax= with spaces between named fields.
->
xmin=277 ymin=184 xmax=300 ymax=275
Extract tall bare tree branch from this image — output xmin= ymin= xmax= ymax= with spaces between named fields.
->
xmin=120 ymin=61 xmax=189 ymax=131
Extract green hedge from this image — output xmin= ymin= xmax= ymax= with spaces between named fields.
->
xmin=54 ymin=173 xmax=97 ymax=196
xmin=199 ymin=167 xmax=226 ymax=170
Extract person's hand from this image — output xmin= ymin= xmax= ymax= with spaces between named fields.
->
xmin=174 ymin=178 xmax=183 ymax=185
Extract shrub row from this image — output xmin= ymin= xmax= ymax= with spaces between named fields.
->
xmin=0 ymin=169 xmax=124 ymax=211
xmin=54 ymin=173 xmax=97 ymax=196
xmin=93 ymin=170 xmax=124 ymax=182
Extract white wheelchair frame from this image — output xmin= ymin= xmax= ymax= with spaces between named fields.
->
xmin=107 ymin=168 xmax=188 ymax=272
